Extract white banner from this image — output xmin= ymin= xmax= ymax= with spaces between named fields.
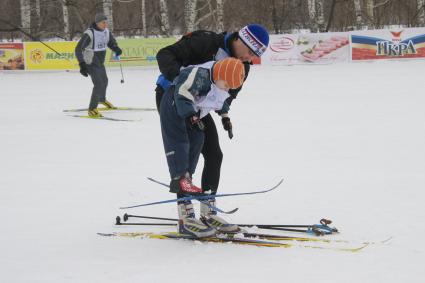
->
xmin=295 ymin=32 xmax=350 ymax=64
xmin=261 ymin=34 xmax=298 ymax=65
xmin=262 ymin=32 xmax=350 ymax=65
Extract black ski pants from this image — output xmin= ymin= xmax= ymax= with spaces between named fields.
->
xmin=87 ymin=64 xmax=108 ymax=110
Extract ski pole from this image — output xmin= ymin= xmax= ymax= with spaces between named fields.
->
xmin=123 ymin=213 xmax=177 ymax=222
xmin=116 ymin=216 xmax=175 ymax=226
xmin=116 ymin=222 xmax=176 ymax=226
xmin=115 ymin=55 xmax=124 ymax=83
xmin=122 ymin=214 xmax=329 ymax=228
xmin=119 ymin=60 xmax=124 ymax=84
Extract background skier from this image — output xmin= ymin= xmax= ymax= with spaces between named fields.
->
xmin=75 ymin=13 xmax=122 ymax=118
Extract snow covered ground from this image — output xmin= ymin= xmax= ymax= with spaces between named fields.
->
xmin=1 ymin=60 xmax=424 ymax=283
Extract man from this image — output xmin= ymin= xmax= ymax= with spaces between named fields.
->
xmin=75 ymin=13 xmax=122 ymax=118
xmin=155 ymin=24 xmax=269 ymax=230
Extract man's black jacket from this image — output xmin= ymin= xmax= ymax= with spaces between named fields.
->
xmin=156 ymin=30 xmax=250 ymax=99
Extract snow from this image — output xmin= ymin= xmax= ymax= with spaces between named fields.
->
xmin=1 ymin=61 xmax=424 ymax=283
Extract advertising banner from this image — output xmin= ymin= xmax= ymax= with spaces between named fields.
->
xmin=262 ymin=34 xmax=299 ymax=65
xmin=262 ymin=33 xmax=349 ymax=65
xmin=0 ymin=43 xmax=25 ymax=70
xmin=24 ymin=41 xmax=78 ymax=70
xmin=105 ymin=38 xmax=177 ymax=67
xmin=351 ymin=28 xmax=425 ymax=61
xmin=296 ymin=32 xmax=350 ymax=64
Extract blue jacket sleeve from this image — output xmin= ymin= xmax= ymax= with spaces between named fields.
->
xmin=174 ymin=67 xmax=211 ymax=118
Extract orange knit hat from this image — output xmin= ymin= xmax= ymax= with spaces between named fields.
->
xmin=212 ymin=58 xmax=245 ymax=89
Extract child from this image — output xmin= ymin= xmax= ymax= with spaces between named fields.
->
xmin=160 ymin=57 xmax=245 ymax=237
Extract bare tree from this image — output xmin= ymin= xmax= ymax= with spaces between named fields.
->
xmin=325 ymin=0 xmax=337 ymax=31
xmin=140 ymin=0 xmax=147 ymax=37
xmin=103 ymin=0 xmax=114 ymax=31
xmin=418 ymin=0 xmax=425 ymax=25
xmin=20 ymin=0 xmax=31 ymax=33
xmin=159 ymin=0 xmax=170 ymax=35
xmin=316 ymin=0 xmax=325 ymax=31
xmin=365 ymin=0 xmax=374 ymax=26
xmin=35 ymin=0 xmax=41 ymax=19
xmin=307 ymin=0 xmax=325 ymax=31
xmin=60 ymin=0 xmax=70 ymax=40
xmin=216 ymin=0 xmax=224 ymax=32
xmin=307 ymin=0 xmax=317 ymax=29
xmin=353 ymin=0 xmax=363 ymax=28
xmin=185 ymin=0 xmax=197 ymax=32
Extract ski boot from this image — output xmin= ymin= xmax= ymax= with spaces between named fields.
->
xmin=169 ymin=172 xmax=203 ymax=195
xmin=88 ymin=108 xmax=103 ymax=118
xmin=200 ymin=198 xmax=240 ymax=233
xmin=100 ymin=100 xmax=116 ymax=109
xmin=177 ymin=201 xmax=216 ymax=238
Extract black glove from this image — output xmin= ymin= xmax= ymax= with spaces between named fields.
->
xmin=186 ymin=113 xmax=205 ymax=131
xmin=79 ymin=62 xmax=88 ymax=77
xmin=222 ymin=116 xmax=233 ymax=139
xmin=115 ymin=47 xmax=122 ymax=56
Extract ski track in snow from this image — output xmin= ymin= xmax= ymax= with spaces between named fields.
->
xmin=1 ymin=61 xmax=424 ymax=282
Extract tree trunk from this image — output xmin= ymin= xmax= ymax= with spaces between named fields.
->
xmin=20 ymin=0 xmax=31 ymax=35
xmin=35 ymin=0 xmax=40 ymax=26
xmin=316 ymin=0 xmax=325 ymax=31
xmin=35 ymin=0 xmax=40 ymax=15
xmin=365 ymin=0 xmax=374 ymax=26
xmin=184 ymin=0 xmax=197 ymax=32
xmin=353 ymin=0 xmax=363 ymax=28
xmin=325 ymin=0 xmax=337 ymax=31
xmin=216 ymin=0 xmax=224 ymax=33
xmin=159 ymin=0 xmax=170 ymax=36
xmin=307 ymin=0 xmax=317 ymax=31
xmin=418 ymin=0 xmax=425 ymax=25
xmin=103 ymin=0 xmax=114 ymax=31
xmin=141 ymin=0 xmax=147 ymax=37
xmin=307 ymin=0 xmax=325 ymax=32
xmin=271 ymin=0 xmax=279 ymax=33
xmin=62 ymin=1 xmax=70 ymax=40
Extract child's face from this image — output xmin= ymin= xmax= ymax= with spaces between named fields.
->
xmin=215 ymin=80 xmax=229 ymax=92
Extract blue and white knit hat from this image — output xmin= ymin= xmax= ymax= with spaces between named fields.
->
xmin=238 ymin=24 xmax=270 ymax=57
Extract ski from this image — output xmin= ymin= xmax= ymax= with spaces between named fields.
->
xmin=67 ymin=114 xmax=142 ymax=122
xmin=120 ymin=178 xmax=283 ymax=209
xmin=224 ymin=231 xmax=392 ymax=245
xmin=146 ymin=177 xmax=238 ymax=214
xmin=97 ymin=231 xmax=369 ymax=252
xmin=63 ymin=106 xmax=156 ymax=112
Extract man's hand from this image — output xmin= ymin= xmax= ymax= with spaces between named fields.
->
xmin=221 ymin=116 xmax=233 ymax=139
xmin=115 ymin=47 xmax=123 ymax=56
xmin=79 ymin=62 xmax=88 ymax=77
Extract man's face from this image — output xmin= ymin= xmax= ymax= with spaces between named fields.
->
xmin=96 ymin=20 xmax=108 ymax=30
xmin=232 ymin=38 xmax=257 ymax=63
